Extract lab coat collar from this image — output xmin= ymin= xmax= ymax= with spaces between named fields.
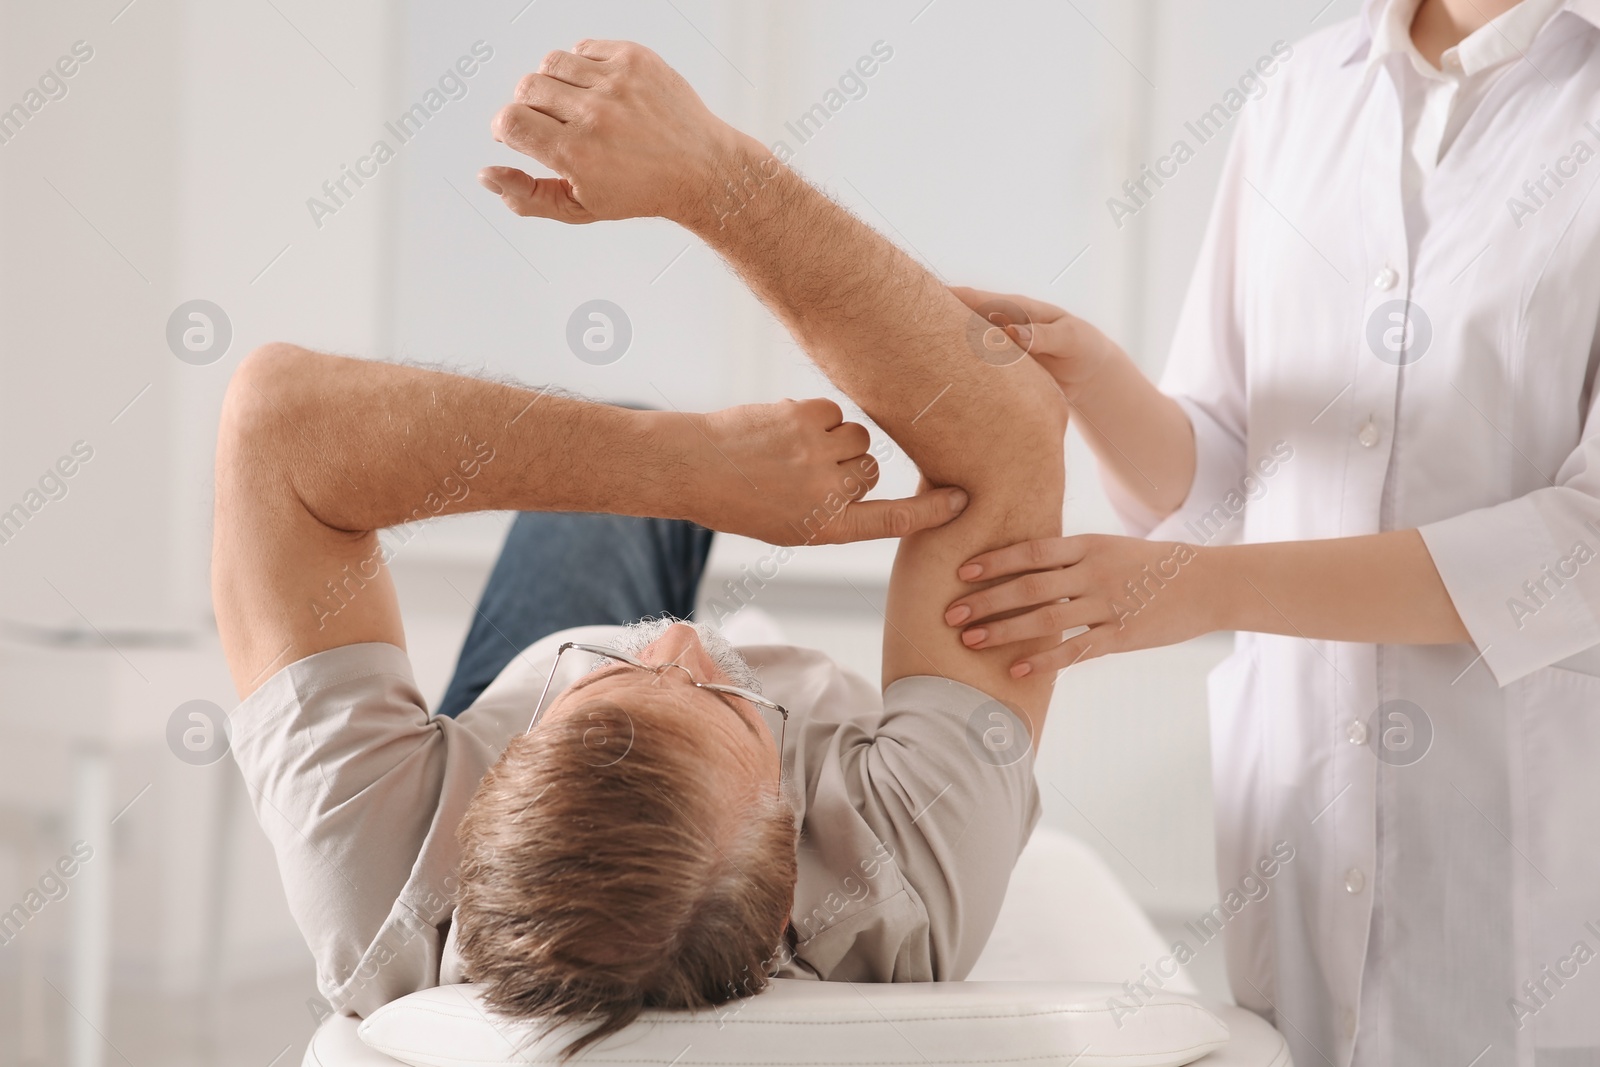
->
xmin=1339 ymin=0 xmax=1600 ymax=67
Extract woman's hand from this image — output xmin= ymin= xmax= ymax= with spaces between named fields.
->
xmin=666 ymin=398 xmax=969 ymax=547
xmin=943 ymin=534 xmax=1223 ymax=676
xmin=949 ymin=286 xmax=1124 ymax=405
xmin=950 ymin=284 xmax=1200 ymax=527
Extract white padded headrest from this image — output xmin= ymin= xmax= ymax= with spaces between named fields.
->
xmin=356 ymin=978 xmax=1230 ymax=1067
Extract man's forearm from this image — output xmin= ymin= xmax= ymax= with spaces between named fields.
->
xmin=236 ymin=344 xmax=690 ymax=534
xmin=682 ymin=136 xmax=1067 ymax=722
xmin=689 ymin=136 xmax=1063 ymax=486
xmin=231 ymin=345 xmax=967 ymax=554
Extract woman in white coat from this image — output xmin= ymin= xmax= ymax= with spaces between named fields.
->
xmin=946 ymin=1 xmax=1600 ymax=1064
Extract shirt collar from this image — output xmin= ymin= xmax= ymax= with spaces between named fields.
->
xmin=1344 ymin=0 xmax=1594 ymax=70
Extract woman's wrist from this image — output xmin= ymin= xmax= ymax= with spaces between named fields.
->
xmin=1190 ymin=543 xmax=1246 ymax=636
xmin=1062 ymin=340 xmax=1139 ymax=415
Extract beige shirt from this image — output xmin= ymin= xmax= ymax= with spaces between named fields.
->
xmin=228 ymin=624 xmax=1041 ymax=1016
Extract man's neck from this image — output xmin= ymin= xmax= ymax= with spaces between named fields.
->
xmin=1410 ymin=0 xmax=1524 ymax=66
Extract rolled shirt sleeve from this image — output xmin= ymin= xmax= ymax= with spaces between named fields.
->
xmin=227 ymin=642 xmax=517 ymax=1016
xmin=1422 ymin=477 xmax=1600 ymax=686
xmin=1147 ymin=396 xmax=1252 ymax=545
xmin=1109 ymin=107 xmax=1256 ymax=545
xmin=783 ymin=672 xmax=1042 ymax=982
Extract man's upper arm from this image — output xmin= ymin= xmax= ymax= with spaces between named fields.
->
xmin=212 ymin=348 xmax=406 ymax=698
xmin=785 ymin=254 xmax=1067 ymax=729
xmin=880 ymin=405 xmax=1065 ymax=736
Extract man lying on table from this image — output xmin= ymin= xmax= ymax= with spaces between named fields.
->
xmin=214 ymin=38 xmax=1067 ymax=1055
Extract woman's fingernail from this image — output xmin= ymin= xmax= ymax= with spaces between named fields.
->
xmin=945 ymin=605 xmax=971 ymax=626
xmin=957 ymin=563 xmax=983 ymax=581
xmin=949 ymin=489 xmax=970 ymax=513
xmin=1012 ymin=324 xmax=1033 ymax=348
xmin=480 ymin=176 xmax=504 ymax=194
xmin=961 ymin=628 xmax=987 ymax=647
xmin=1010 ymin=662 xmax=1033 ymax=679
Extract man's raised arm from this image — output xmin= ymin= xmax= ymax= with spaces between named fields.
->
xmin=211 ymin=350 xmax=965 ymax=697
xmin=482 ymin=40 xmax=1068 ymax=734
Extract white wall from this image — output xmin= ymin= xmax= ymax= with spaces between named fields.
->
xmin=0 ymin=2 xmax=408 ymax=1060
xmin=0 ymin=0 xmax=186 ymax=635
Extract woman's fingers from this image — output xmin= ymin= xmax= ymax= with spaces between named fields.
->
xmin=1008 ymin=626 xmax=1115 ymax=678
xmin=949 ymin=286 xmax=1068 ymax=326
xmin=957 ymin=597 xmax=1106 ymax=650
xmin=957 ymin=535 xmax=1094 ymax=581
xmin=944 ymin=567 xmax=1083 ymax=626
xmin=1010 ymin=315 xmax=1083 ymax=360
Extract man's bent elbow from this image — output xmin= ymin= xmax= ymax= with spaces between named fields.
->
xmin=216 ymin=343 xmax=315 ymax=486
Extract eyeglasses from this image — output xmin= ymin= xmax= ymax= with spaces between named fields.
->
xmin=528 ymin=641 xmax=789 ymax=765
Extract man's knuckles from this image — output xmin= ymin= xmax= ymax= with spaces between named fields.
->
xmin=795 ymin=396 xmax=844 ymax=426
xmin=608 ymin=41 xmax=652 ymax=69
xmin=491 ymin=104 xmax=547 ymax=150
xmin=514 ymin=71 xmax=544 ymax=103
xmin=539 ymin=49 xmax=583 ymax=79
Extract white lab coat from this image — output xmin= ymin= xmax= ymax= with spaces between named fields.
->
xmin=1112 ymin=5 xmax=1600 ymax=1065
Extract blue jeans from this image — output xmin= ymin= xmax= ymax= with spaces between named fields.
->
xmin=435 ymin=512 xmax=716 ymax=719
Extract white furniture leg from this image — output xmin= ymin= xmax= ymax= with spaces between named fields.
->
xmin=68 ymin=743 xmax=112 ymax=1067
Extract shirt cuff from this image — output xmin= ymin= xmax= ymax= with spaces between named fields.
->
xmin=882 ymin=675 xmax=1039 ymax=772
xmin=1421 ymin=499 xmax=1600 ymax=686
xmin=1109 ymin=395 xmax=1248 ymax=544
xmin=230 ymin=643 xmax=418 ymax=754
xmin=227 ymin=641 xmax=426 ymax=831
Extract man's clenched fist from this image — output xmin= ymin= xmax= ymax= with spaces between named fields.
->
xmin=482 ymin=39 xmax=744 ymax=229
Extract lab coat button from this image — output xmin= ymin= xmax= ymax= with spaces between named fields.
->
xmin=1357 ymin=420 xmax=1381 ymax=448
xmin=1345 ymin=867 xmax=1366 ymax=894
xmin=1347 ymin=720 xmax=1369 ymax=745
xmin=1374 ymin=266 xmax=1399 ymax=291
xmin=1343 ymin=1008 xmax=1358 ymax=1039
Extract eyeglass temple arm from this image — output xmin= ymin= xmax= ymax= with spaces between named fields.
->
xmin=526 ymin=641 xmax=578 ymax=733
